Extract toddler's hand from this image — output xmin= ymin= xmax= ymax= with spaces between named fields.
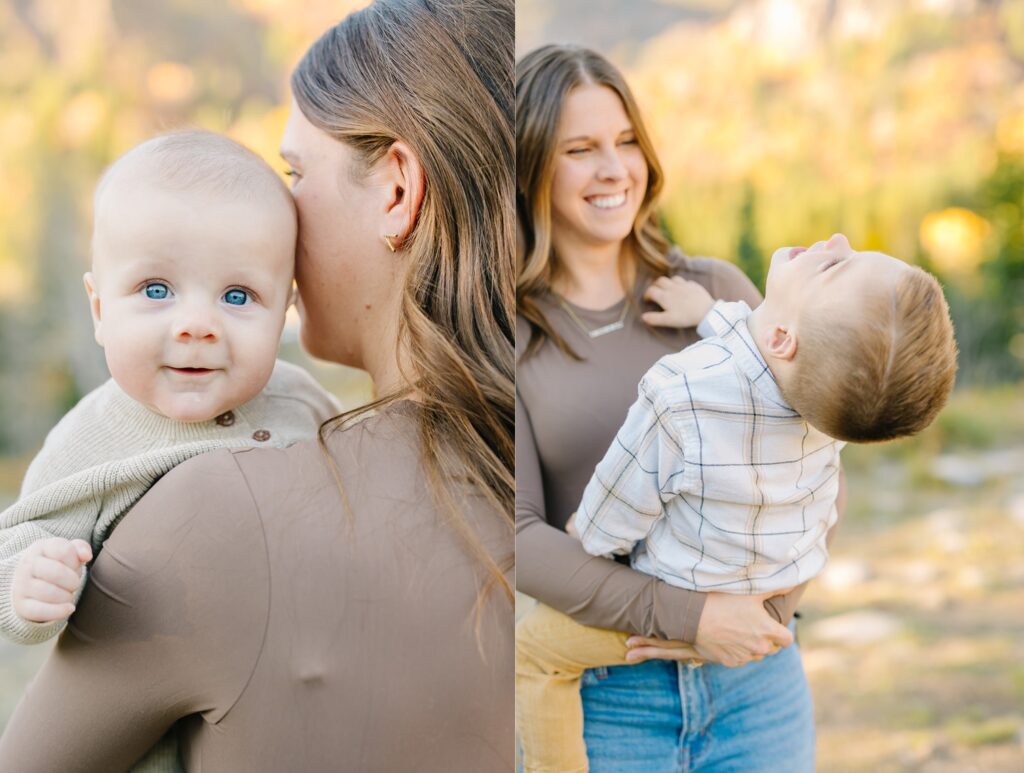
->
xmin=565 ymin=512 xmax=579 ymax=540
xmin=12 ymin=538 xmax=92 ymax=624
xmin=642 ymin=276 xmax=715 ymax=329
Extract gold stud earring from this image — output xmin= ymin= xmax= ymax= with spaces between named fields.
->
xmin=382 ymin=233 xmax=399 ymax=253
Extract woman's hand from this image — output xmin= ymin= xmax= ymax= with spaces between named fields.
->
xmin=690 ymin=591 xmax=795 ymax=667
xmin=622 ymin=590 xmax=795 ymax=667
xmin=623 ymin=636 xmax=704 ymax=665
xmin=641 ymin=276 xmax=715 ymax=329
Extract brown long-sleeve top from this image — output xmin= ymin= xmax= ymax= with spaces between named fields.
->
xmin=0 ymin=402 xmax=513 ymax=772
xmin=516 ymin=250 xmax=810 ymax=643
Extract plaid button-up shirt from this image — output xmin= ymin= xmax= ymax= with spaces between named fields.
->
xmin=576 ymin=301 xmax=843 ymax=593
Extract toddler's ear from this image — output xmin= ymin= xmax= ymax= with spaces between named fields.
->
xmin=82 ymin=273 xmax=103 ymax=346
xmin=765 ymin=324 xmax=798 ymax=363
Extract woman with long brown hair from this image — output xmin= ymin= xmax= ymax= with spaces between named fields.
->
xmin=516 ymin=44 xmax=834 ymax=770
xmin=0 ymin=1 xmax=513 ymax=771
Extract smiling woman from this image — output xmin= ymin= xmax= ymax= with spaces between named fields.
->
xmin=549 ymin=85 xmax=649 ymax=258
xmin=514 ymin=44 xmax=823 ymax=773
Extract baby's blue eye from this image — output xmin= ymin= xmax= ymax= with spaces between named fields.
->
xmin=223 ymin=288 xmax=249 ymax=306
xmin=144 ymin=283 xmax=169 ymax=300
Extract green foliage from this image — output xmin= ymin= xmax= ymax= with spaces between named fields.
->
xmin=946 ymin=715 xmax=1022 ymax=747
xmin=734 ymin=182 xmax=765 ymax=293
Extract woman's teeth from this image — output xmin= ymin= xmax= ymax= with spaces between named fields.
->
xmin=587 ymin=192 xmax=627 ymax=209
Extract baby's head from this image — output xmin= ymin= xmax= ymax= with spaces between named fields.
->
xmin=756 ymin=234 xmax=957 ymax=442
xmin=86 ymin=130 xmax=296 ymax=422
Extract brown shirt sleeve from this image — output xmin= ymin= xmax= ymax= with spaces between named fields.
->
xmin=516 ymin=385 xmax=707 ymax=642
xmin=0 ymin=450 xmax=268 ymax=772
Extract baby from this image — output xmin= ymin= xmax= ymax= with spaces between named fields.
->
xmin=515 ymin=234 xmax=958 ymax=773
xmin=0 ymin=131 xmax=339 ymax=771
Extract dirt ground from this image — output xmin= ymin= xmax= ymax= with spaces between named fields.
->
xmin=803 ymin=440 xmax=1024 ymax=771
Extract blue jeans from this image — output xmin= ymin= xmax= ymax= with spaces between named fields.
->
xmin=580 ymin=633 xmax=814 ymax=772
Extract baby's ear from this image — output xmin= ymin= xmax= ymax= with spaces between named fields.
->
xmin=82 ymin=273 xmax=103 ymax=346
xmin=765 ymin=324 xmax=798 ymax=362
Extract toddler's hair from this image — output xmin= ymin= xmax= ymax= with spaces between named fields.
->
xmin=93 ymin=129 xmax=293 ymax=214
xmin=785 ymin=265 xmax=957 ymax=442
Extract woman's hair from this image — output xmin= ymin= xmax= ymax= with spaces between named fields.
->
xmin=291 ymin=0 xmax=514 ymax=613
xmin=517 ymin=44 xmax=671 ymax=359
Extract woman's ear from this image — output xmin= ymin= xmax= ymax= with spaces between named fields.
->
xmin=765 ymin=324 xmax=798 ymax=362
xmin=378 ymin=140 xmax=425 ymax=250
xmin=83 ymin=272 xmax=104 ymax=346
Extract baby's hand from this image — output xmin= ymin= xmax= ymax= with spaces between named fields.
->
xmin=642 ymin=276 xmax=715 ymax=329
xmin=12 ymin=538 xmax=92 ymax=624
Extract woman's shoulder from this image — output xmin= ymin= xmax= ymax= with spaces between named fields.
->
xmin=229 ymin=402 xmax=424 ymax=504
xmin=664 ymin=246 xmax=762 ymax=306
xmin=109 ymin=448 xmax=263 ymax=552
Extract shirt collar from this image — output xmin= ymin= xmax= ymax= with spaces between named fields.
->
xmin=698 ymin=301 xmax=796 ymax=413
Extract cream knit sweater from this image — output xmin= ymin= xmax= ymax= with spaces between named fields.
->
xmin=0 ymin=359 xmax=340 ymax=772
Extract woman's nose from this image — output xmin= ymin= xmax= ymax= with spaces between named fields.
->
xmin=596 ymin=147 xmax=628 ymax=181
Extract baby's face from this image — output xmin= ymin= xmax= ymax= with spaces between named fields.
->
xmin=87 ymin=184 xmax=296 ymax=422
xmin=764 ymin=233 xmax=909 ymax=323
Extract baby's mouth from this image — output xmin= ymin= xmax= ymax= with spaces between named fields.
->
xmin=168 ymin=367 xmax=215 ymax=375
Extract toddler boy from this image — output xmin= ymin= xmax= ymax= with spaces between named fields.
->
xmin=0 ymin=130 xmax=339 ymax=771
xmin=515 ymin=234 xmax=958 ymax=773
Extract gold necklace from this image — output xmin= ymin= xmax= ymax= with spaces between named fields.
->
xmin=558 ymin=297 xmax=629 ymax=338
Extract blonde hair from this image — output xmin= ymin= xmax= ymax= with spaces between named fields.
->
xmin=95 ymin=129 xmax=292 ymax=210
xmin=291 ymin=0 xmax=514 ymax=610
xmin=516 ymin=45 xmax=671 ymax=359
xmin=787 ymin=266 xmax=958 ymax=442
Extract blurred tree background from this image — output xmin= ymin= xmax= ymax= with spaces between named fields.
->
xmin=519 ymin=0 xmax=1024 ymax=770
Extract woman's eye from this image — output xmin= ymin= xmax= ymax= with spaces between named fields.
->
xmin=223 ymin=288 xmax=250 ymax=306
xmin=567 ymin=147 xmax=590 ymax=155
xmin=143 ymin=282 xmax=170 ymax=300
xmin=619 ymin=137 xmax=638 ymax=146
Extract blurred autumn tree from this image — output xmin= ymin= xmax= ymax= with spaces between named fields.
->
xmin=0 ymin=0 xmax=368 ymax=455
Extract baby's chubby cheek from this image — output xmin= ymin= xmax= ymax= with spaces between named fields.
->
xmin=100 ymin=334 xmax=163 ymax=408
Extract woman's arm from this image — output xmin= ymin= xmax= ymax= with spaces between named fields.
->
xmin=516 ymin=388 xmax=707 ymax=642
xmin=0 ymin=451 xmax=268 ymax=772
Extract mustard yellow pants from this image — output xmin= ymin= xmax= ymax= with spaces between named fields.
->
xmin=515 ymin=603 xmax=635 ymax=773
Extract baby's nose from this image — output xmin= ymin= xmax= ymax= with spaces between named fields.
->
xmin=172 ymin=311 xmax=220 ymax=341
